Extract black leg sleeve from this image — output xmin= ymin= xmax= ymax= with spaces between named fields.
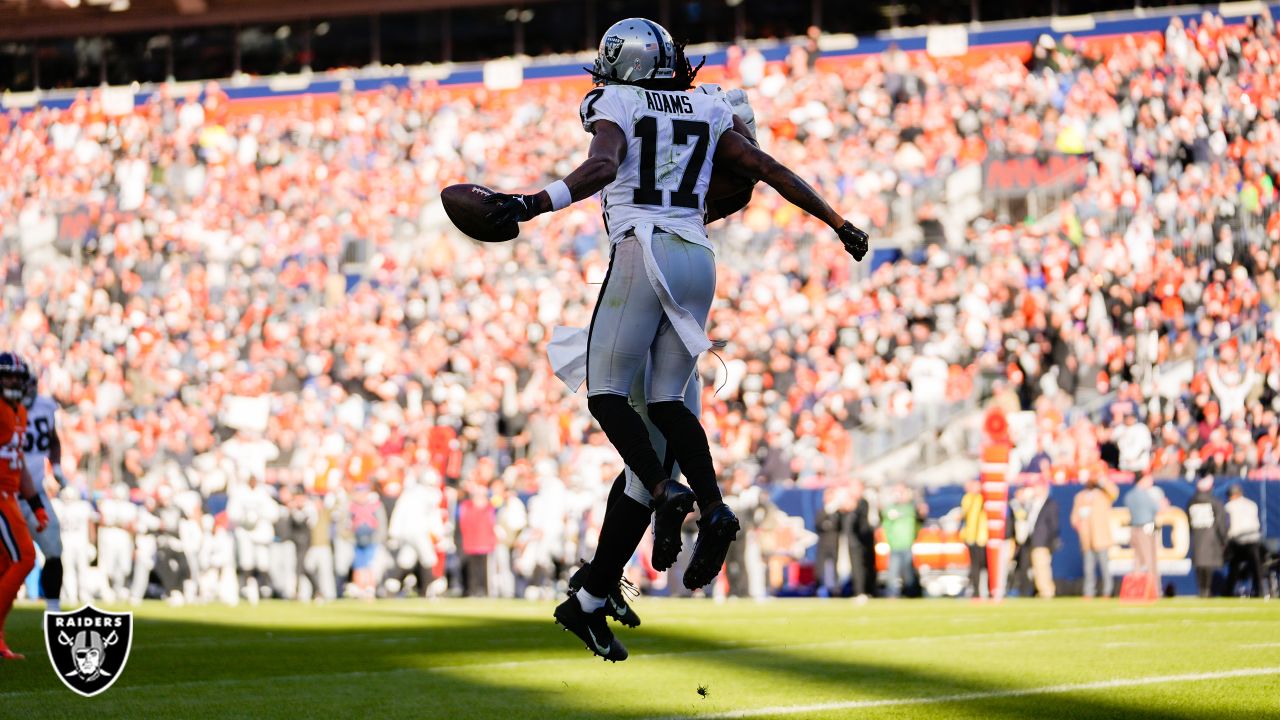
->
xmin=1225 ymin=542 xmax=1241 ymax=595
xmin=588 ymin=393 xmax=668 ymax=493
xmin=1248 ymin=543 xmax=1265 ymax=598
xmin=647 ymin=400 xmax=722 ymax=512
xmin=849 ymin=540 xmax=868 ymax=596
xmin=584 ymin=471 xmax=653 ymax=599
xmin=41 ymin=556 xmax=63 ymax=602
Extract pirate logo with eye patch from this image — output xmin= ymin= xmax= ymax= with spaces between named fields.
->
xmin=45 ymin=605 xmax=133 ymax=697
xmin=603 ymin=35 xmax=625 ymax=64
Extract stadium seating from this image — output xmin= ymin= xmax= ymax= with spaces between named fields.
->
xmin=1 ymin=9 xmax=1277 ymax=601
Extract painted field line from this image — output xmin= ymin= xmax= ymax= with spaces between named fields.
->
xmin=0 ymin=621 xmax=1266 ymax=699
xmin=632 ymin=618 xmax=1271 ymax=661
xmin=667 ymin=667 xmax=1280 ymax=719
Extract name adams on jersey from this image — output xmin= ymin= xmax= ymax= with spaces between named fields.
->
xmin=642 ymin=91 xmax=694 ymax=115
xmin=579 ymin=84 xmax=734 ymax=245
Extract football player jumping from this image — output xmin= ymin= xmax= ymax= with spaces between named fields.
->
xmin=0 ymin=353 xmax=50 ymax=660
xmin=18 ymin=361 xmax=71 ymax=612
xmin=484 ymin=18 xmax=867 ymax=661
xmin=565 ymin=85 xmax=760 ymax=630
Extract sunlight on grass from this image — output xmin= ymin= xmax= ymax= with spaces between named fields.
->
xmin=0 ymin=599 xmax=1275 ymax=720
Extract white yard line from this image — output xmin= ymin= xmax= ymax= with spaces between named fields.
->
xmin=666 ymin=667 xmax=1280 ymax=720
xmin=1 ymin=620 xmax=1270 ymax=699
xmin=134 ymin=615 xmax=1269 ymax=651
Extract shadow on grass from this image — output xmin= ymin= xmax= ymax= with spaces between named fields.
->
xmin=0 ymin=602 xmax=1243 ymax=720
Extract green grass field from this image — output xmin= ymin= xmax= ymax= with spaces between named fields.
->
xmin=1 ymin=598 xmax=1278 ymax=719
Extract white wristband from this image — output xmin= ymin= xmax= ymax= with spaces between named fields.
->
xmin=543 ymin=180 xmax=572 ymax=211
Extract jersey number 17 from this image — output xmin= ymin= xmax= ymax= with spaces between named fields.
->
xmin=632 ymin=116 xmax=710 ymax=210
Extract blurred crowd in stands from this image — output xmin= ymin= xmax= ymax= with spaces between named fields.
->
xmin=1 ymin=10 xmax=1279 ymax=603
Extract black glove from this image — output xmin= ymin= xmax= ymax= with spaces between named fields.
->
xmin=836 ymin=221 xmax=869 ymax=261
xmin=484 ymin=192 xmax=541 ymax=226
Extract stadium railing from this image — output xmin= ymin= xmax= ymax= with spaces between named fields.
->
xmin=1097 ymin=201 xmax=1279 ymax=266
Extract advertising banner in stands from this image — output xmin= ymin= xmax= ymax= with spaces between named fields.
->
xmin=56 ymin=206 xmax=93 ymax=247
xmin=984 ymin=154 xmax=1091 ymax=196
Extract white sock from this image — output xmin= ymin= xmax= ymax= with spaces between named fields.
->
xmin=46 ymin=599 xmax=61 ymax=612
xmin=576 ymin=587 xmax=606 ymax=613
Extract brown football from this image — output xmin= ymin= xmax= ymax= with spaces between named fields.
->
xmin=441 ymin=183 xmax=520 ymax=243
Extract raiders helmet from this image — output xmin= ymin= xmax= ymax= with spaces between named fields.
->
xmin=592 ymin=18 xmax=677 ymax=85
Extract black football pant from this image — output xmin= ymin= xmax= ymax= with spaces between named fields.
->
xmin=583 ymin=471 xmax=654 ymax=599
xmin=850 ymin=539 xmax=875 ymax=597
xmin=155 ymin=547 xmax=190 ymax=595
xmin=967 ymin=543 xmax=987 ymax=597
xmin=463 ymin=554 xmax=489 ymax=597
xmin=1225 ymin=541 xmax=1264 ymax=598
xmin=1195 ymin=566 xmax=1215 ymax=598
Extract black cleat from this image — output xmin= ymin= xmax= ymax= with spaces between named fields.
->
xmin=568 ymin=561 xmax=642 ymax=629
xmin=554 ymin=593 xmax=628 ymax=662
xmin=683 ymin=503 xmax=741 ymax=590
xmin=650 ymin=479 xmax=696 ymax=572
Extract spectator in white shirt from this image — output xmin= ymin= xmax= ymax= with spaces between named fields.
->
xmin=1224 ymin=485 xmax=1265 ymax=598
xmin=1116 ymin=412 xmax=1153 ymax=474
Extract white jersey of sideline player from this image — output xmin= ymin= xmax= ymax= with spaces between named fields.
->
xmin=53 ymin=491 xmax=94 ymax=605
xmin=20 ymin=394 xmax=63 ymax=556
xmin=22 ymin=395 xmax=58 ymax=488
xmin=579 ymin=83 xmax=734 ymax=246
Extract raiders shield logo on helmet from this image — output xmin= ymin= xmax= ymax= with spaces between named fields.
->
xmin=603 ymin=35 xmax=625 ymax=64
xmin=44 ymin=605 xmax=133 ymax=697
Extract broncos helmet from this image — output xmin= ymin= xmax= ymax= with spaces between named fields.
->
xmin=0 ymin=352 xmax=27 ymax=405
xmin=591 ymin=18 xmax=677 ymax=85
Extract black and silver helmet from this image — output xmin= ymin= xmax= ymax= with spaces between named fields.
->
xmin=592 ymin=18 xmax=677 ymax=85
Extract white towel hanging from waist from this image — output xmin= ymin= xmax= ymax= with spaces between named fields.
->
xmin=547 ymin=325 xmax=588 ymax=392
xmin=626 ymin=222 xmax=713 ymax=357
xmin=547 ymin=224 xmax=713 ymax=393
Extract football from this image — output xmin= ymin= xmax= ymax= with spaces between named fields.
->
xmin=441 ymin=183 xmax=520 ymax=243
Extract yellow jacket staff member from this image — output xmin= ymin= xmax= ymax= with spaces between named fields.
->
xmin=960 ymin=480 xmax=989 ymax=597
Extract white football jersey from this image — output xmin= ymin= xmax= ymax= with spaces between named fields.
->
xmin=23 ymin=395 xmax=58 ymax=485
xmin=580 ymin=84 xmax=735 ymax=245
xmin=98 ymin=497 xmax=138 ymax=529
xmin=53 ymin=496 xmax=93 ymax=545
